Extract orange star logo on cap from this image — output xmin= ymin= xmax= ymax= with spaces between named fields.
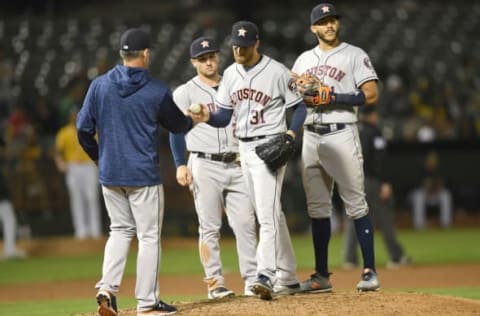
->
xmin=238 ymin=27 xmax=247 ymax=37
xmin=201 ymin=40 xmax=210 ymax=48
xmin=321 ymin=6 xmax=330 ymax=13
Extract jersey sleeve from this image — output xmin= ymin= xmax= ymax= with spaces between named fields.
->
xmin=77 ymin=80 xmax=99 ymax=161
xmin=282 ymin=68 xmax=303 ymax=108
xmin=215 ymin=74 xmax=233 ymax=109
xmin=172 ymin=84 xmax=191 ymax=112
xmin=353 ymin=48 xmax=378 ymax=87
xmin=158 ymin=91 xmax=193 ymax=133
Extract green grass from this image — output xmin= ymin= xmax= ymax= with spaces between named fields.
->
xmin=419 ymin=287 xmax=480 ymax=300
xmin=0 ymin=255 xmax=103 ymax=285
xmin=267 ymin=228 xmax=480 ymax=269
xmin=0 ymin=299 xmax=103 ymax=316
xmin=1 ymin=228 xmax=479 ymax=285
xmin=0 ymin=228 xmax=479 ymax=315
xmin=0 ymin=296 xmax=197 ymax=316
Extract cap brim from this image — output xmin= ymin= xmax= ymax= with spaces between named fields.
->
xmin=230 ymin=38 xmax=256 ymax=47
xmin=311 ymin=14 xmax=340 ymax=25
xmin=191 ymin=49 xmax=219 ymax=58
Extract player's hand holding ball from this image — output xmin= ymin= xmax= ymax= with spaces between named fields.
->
xmin=189 ymin=103 xmax=203 ymax=114
xmin=188 ymin=103 xmax=210 ymax=125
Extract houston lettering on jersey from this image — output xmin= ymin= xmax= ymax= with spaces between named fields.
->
xmin=230 ymin=88 xmax=272 ymax=106
xmin=307 ymin=65 xmax=346 ymax=82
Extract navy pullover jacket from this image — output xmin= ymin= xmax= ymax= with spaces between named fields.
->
xmin=77 ymin=65 xmax=193 ymax=186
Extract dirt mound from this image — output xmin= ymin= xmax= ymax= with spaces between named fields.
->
xmin=78 ymin=291 xmax=480 ymax=315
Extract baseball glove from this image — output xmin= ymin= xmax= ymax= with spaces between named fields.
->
xmin=255 ymin=134 xmax=296 ymax=172
xmin=294 ymin=73 xmax=332 ymax=106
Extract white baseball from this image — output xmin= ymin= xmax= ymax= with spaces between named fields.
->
xmin=189 ymin=103 xmax=202 ymax=114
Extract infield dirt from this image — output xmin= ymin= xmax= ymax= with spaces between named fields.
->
xmin=2 ymin=237 xmax=479 ymax=315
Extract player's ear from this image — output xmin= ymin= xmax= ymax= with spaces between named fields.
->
xmin=143 ymin=49 xmax=150 ymax=65
xmin=310 ymin=25 xmax=316 ymax=33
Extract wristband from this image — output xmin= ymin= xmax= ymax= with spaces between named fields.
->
xmin=332 ymin=90 xmax=366 ymax=106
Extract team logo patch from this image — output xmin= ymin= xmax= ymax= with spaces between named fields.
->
xmin=288 ymin=78 xmax=297 ymax=91
xmin=238 ymin=27 xmax=247 ymax=37
xmin=364 ymin=57 xmax=373 ymax=69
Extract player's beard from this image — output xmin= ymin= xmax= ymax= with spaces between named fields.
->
xmin=233 ymin=46 xmax=257 ymax=66
xmin=233 ymin=51 xmax=248 ymax=65
xmin=315 ymin=29 xmax=339 ymax=46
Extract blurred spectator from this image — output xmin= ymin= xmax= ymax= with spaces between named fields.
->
xmin=54 ymin=108 xmax=101 ymax=239
xmin=32 ymin=97 xmax=60 ymax=145
xmin=16 ymin=125 xmax=51 ymax=216
xmin=58 ymin=80 xmax=88 ymax=125
xmin=5 ymin=103 xmax=31 ymax=157
xmin=377 ymin=74 xmax=411 ymax=119
xmin=0 ymin=134 xmax=27 ymax=260
xmin=410 ymin=151 xmax=453 ymax=230
xmin=0 ymin=47 xmax=14 ymax=113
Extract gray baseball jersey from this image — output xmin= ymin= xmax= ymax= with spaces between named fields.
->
xmin=216 ymin=55 xmax=303 ymax=138
xmin=173 ymin=76 xmax=238 ymax=153
xmin=292 ymin=43 xmax=378 ymax=124
xmin=293 ymin=42 xmax=378 ymax=219
xmin=172 ymin=76 xmax=258 ymax=293
xmin=216 ymin=55 xmax=301 ymax=286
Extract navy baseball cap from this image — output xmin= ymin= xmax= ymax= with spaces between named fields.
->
xmin=190 ymin=36 xmax=219 ymax=58
xmin=310 ymin=3 xmax=340 ymax=25
xmin=230 ymin=21 xmax=259 ymax=47
xmin=119 ymin=28 xmax=150 ymax=51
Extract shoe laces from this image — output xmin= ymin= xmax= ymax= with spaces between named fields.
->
xmin=311 ymin=272 xmax=331 ymax=281
xmin=362 ymin=270 xmax=376 ymax=281
xmin=258 ymin=274 xmax=273 ymax=287
xmin=211 ymin=286 xmax=229 ymax=293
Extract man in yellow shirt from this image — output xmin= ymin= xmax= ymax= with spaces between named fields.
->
xmin=55 ymin=108 xmax=101 ymax=239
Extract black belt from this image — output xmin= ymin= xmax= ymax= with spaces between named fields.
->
xmin=306 ymin=123 xmax=346 ymax=135
xmin=238 ymin=135 xmax=267 ymax=142
xmin=192 ymin=152 xmax=238 ymax=163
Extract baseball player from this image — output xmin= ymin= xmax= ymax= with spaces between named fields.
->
xmin=291 ymin=3 xmax=380 ymax=291
xmin=77 ymin=28 xmax=200 ymax=316
xmin=193 ymin=20 xmax=307 ymax=300
xmin=55 ymin=108 xmax=102 ymax=240
xmin=0 ymin=135 xmax=26 ymax=260
xmin=169 ymin=36 xmax=258 ymax=299
xmin=343 ymin=107 xmax=411 ymax=269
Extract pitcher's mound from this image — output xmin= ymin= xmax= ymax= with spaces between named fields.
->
xmin=79 ymin=291 xmax=480 ymax=315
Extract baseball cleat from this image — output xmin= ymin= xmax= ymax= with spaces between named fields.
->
xmin=137 ymin=301 xmax=177 ymax=315
xmin=357 ymin=269 xmax=380 ymax=292
xmin=207 ymin=286 xmax=235 ymax=299
xmin=244 ymin=283 xmax=256 ymax=296
xmin=252 ymin=275 xmax=273 ymax=300
xmin=300 ymin=272 xmax=333 ymax=293
xmin=96 ymin=290 xmax=118 ymax=316
xmin=273 ymin=283 xmax=302 ymax=296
